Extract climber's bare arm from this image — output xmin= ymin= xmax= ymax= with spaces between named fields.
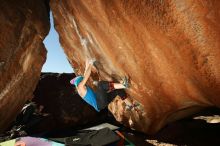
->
xmin=78 ymin=59 xmax=93 ymax=87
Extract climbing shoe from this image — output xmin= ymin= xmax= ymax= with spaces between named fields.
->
xmin=133 ymin=102 xmax=142 ymax=111
xmin=122 ymin=76 xmax=129 ymax=88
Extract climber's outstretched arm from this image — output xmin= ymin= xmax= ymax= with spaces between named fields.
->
xmin=79 ymin=59 xmax=94 ymax=87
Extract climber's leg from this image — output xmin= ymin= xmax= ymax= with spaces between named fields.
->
xmin=95 ymin=81 xmax=109 ymax=110
xmin=95 ymin=80 xmax=129 ymax=109
xmin=94 ymin=76 xmax=130 ymax=110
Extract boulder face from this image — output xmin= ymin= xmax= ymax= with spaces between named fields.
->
xmin=0 ymin=0 xmax=50 ymax=132
xmin=50 ymin=0 xmax=220 ymax=134
xmin=33 ymin=73 xmax=108 ymax=130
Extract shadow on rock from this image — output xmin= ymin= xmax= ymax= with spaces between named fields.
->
xmin=32 ymin=73 xmax=109 ymax=133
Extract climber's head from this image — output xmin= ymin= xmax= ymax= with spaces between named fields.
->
xmin=70 ymin=76 xmax=83 ymax=87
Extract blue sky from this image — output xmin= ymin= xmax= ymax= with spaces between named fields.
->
xmin=42 ymin=13 xmax=73 ymax=73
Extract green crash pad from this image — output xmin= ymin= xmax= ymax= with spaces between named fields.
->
xmin=0 ymin=139 xmax=16 ymax=146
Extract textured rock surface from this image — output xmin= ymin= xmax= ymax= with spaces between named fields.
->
xmin=33 ymin=73 xmax=108 ymax=130
xmin=50 ymin=0 xmax=220 ymax=134
xmin=0 ymin=0 xmax=50 ymax=132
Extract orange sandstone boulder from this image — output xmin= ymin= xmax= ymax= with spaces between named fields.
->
xmin=0 ymin=0 xmax=50 ymax=132
xmin=50 ymin=0 xmax=220 ymax=134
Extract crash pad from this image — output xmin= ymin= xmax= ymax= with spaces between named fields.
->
xmin=16 ymin=137 xmax=64 ymax=146
xmin=0 ymin=139 xmax=16 ymax=146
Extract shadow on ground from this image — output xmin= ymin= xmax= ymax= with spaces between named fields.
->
xmin=41 ymin=107 xmax=220 ymax=146
xmin=1 ymin=107 xmax=220 ymax=146
xmin=120 ymin=107 xmax=220 ymax=146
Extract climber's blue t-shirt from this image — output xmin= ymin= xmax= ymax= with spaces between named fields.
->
xmin=82 ymin=86 xmax=100 ymax=112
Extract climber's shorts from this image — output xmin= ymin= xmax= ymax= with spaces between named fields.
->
xmin=95 ymin=81 xmax=127 ymax=110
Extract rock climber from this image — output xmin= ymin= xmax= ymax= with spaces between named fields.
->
xmin=70 ymin=59 xmax=134 ymax=112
